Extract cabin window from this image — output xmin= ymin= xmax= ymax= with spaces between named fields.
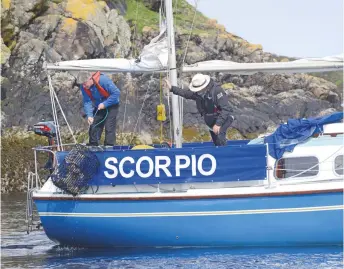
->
xmin=275 ymin=156 xmax=319 ymax=179
xmin=334 ymin=155 xmax=343 ymax=175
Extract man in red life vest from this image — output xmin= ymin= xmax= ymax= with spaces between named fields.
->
xmin=165 ymin=74 xmax=234 ymax=146
xmin=81 ymin=72 xmax=120 ymax=146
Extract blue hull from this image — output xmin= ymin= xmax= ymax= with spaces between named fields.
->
xmin=34 ymin=192 xmax=343 ymax=247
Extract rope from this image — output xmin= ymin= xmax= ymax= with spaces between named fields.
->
xmin=92 ymin=108 xmax=109 ymax=128
xmin=159 ymin=73 xmax=164 ymax=143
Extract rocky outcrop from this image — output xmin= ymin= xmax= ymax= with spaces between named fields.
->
xmin=1 ymin=0 xmax=342 ymax=192
xmin=2 ymin=0 xmax=340 ymax=135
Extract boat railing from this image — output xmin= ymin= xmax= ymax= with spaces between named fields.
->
xmin=29 ymin=140 xmax=342 ymax=197
xmin=32 ymin=143 xmax=79 ymax=150
xmin=26 ymin=147 xmax=60 ymax=234
xmin=26 ymin=171 xmax=41 ymax=234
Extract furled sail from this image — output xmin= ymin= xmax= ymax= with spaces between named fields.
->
xmin=46 ymin=26 xmax=168 ymax=73
xmin=182 ymin=54 xmax=344 ymax=74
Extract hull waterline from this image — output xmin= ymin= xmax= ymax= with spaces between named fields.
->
xmin=34 ymin=190 xmax=343 ymax=247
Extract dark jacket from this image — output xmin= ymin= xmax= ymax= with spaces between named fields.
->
xmin=171 ymin=79 xmax=233 ymax=127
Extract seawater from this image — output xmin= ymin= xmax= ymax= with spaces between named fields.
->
xmin=1 ymin=194 xmax=343 ymax=269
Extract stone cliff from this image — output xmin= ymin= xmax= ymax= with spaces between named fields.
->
xmin=1 ymin=0 xmax=342 ymax=192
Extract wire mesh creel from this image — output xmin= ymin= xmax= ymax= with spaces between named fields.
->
xmin=51 ymin=144 xmax=100 ymax=196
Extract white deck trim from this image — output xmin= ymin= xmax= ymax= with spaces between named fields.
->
xmin=33 ymin=180 xmax=344 ymax=199
xmin=39 ymin=205 xmax=344 ymax=218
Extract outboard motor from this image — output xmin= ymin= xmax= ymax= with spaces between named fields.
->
xmin=33 ymin=121 xmax=56 ymax=141
xmin=32 ymin=121 xmax=57 ymax=173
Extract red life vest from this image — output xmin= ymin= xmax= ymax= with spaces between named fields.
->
xmin=83 ymin=71 xmax=110 ymax=100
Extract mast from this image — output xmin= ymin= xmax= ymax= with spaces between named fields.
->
xmin=165 ymin=0 xmax=182 ymax=148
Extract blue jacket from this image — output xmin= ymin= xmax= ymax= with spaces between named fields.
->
xmin=81 ymin=74 xmax=120 ymax=118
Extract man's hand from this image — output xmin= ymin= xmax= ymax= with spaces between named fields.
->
xmin=98 ymin=103 xmax=105 ymax=110
xmin=88 ymin=117 xmax=94 ymax=125
xmin=212 ymin=125 xmax=221 ymax=135
xmin=164 ymin=78 xmax=172 ymax=90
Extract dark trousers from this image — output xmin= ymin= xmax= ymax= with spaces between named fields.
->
xmin=209 ymin=116 xmax=234 ymax=146
xmin=89 ymin=104 xmax=119 ymax=146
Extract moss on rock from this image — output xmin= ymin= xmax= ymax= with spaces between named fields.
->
xmin=221 ymin=83 xmax=235 ymax=90
xmin=226 ymin=128 xmax=245 ymax=140
xmin=1 ymin=38 xmax=11 ymax=64
xmin=61 ymin=17 xmax=78 ymax=34
xmin=66 ymin=0 xmax=106 ymax=20
xmin=2 ymin=0 xmax=11 ymax=10
xmin=1 ymin=133 xmax=49 ymax=193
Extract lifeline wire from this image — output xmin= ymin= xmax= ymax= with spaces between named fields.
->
xmin=282 ymin=145 xmax=344 ymax=179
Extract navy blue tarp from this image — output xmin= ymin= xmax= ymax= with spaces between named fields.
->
xmin=264 ymin=112 xmax=343 ymax=159
xmin=56 ymin=144 xmax=266 ymax=185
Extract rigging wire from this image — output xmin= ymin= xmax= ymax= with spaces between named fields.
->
xmin=177 ymin=0 xmax=199 ymax=139
xmin=121 ymin=74 xmax=130 ymax=144
xmin=51 ymin=87 xmax=77 ymax=144
xmin=47 ymin=72 xmax=63 ymax=150
xmin=181 ymin=0 xmax=199 ymax=67
xmin=133 ymin=0 xmax=140 ymax=58
xmin=128 ymin=78 xmax=152 ymax=147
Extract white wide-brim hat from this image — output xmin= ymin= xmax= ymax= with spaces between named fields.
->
xmin=189 ymin=73 xmax=211 ymax=92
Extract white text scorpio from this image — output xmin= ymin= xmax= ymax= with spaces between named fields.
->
xmin=104 ymin=154 xmax=216 ymax=179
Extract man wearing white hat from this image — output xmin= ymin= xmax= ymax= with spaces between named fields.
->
xmin=165 ymin=74 xmax=234 ymax=146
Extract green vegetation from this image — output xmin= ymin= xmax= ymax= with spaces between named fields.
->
xmin=1 ymin=19 xmax=16 ymax=50
xmin=124 ymin=0 xmax=160 ymax=33
xmin=183 ymin=127 xmax=210 ymax=142
xmin=1 ymin=134 xmax=49 ymax=193
xmin=310 ymin=71 xmax=343 ymax=92
xmin=123 ymin=0 xmax=231 ymax=36
xmin=173 ymin=0 xmax=219 ymax=35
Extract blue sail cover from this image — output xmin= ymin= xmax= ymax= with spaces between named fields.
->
xmin=56 ymin=144 xmax=266 ymax=185
xmin=264 ymin=112 xmax=343 ymax=159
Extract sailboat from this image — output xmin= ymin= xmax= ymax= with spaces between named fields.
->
xmin=27 ymin=0 xmax=344 ymax=247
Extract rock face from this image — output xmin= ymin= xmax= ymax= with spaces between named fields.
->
xmin=1 ymin=0 xmax=342 ymax=192
xmin=2 ymin=0 xmax=341 ymax=135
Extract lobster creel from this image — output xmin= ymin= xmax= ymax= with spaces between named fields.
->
xmin=51 ymin=144 xmax=100 ymax=196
